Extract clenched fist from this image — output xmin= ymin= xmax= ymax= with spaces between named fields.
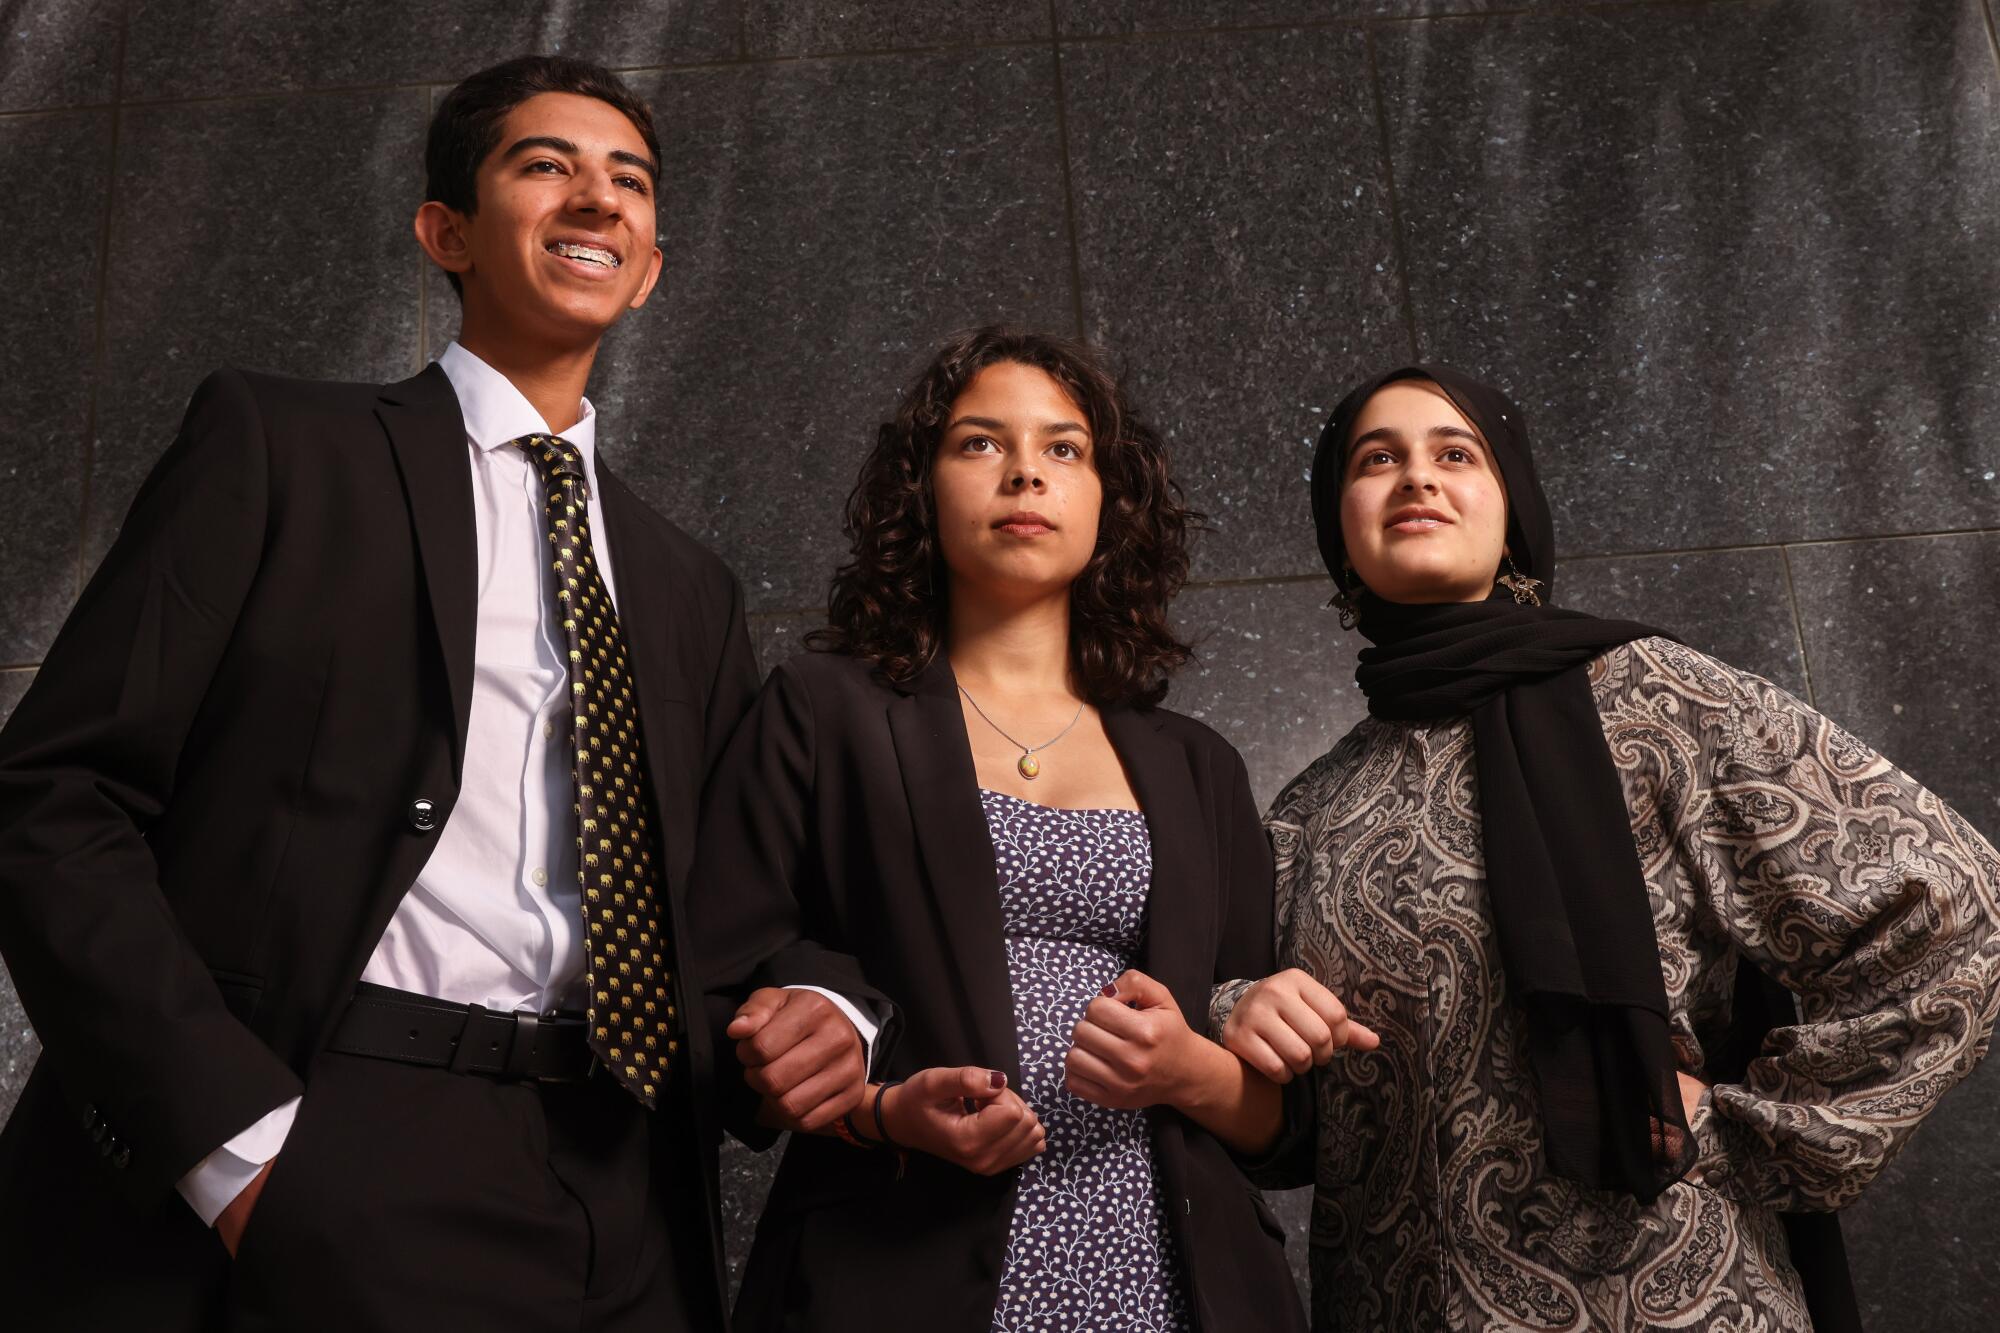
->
xmin=729 ymin=987 xmax=867 ymax=1133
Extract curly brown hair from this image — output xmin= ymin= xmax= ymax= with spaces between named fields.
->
xmin=809 ymin=326 xmax=1202 ymax=709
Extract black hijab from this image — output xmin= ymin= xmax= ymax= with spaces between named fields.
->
xmin=1313 ymin=364 xmax=1692 ymax=1201
xmin=1308 ymin=367 xmax=1861 ymax=1331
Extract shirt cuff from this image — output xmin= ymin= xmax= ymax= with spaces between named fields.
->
xmin=783 ymin=984 xmax=883 ymax=1078
xmin=174 ymin=1096 xmax=301 ymax=1227
xmin=1209 ymin=977 xmax=1258 ymax=1038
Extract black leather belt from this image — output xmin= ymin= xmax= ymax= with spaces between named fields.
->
xmin=328 ymin=982 xmax=594 ymax=1082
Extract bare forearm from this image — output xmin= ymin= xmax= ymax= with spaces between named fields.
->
xmin=1166 ymin=1032 xmax=1283 ymax=1155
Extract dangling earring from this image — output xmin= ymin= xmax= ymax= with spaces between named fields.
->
xmin=1497 ymin=553 xmax=1543 ymax=607
xmin=1329 ymin=565 xmax=1363 ymax=631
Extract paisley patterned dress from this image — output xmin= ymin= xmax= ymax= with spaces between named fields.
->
xmin=981 ymin=788 xmax=1191 ymax=1333
xmin=1215 ymin=638 xmax=2000 ymax=1332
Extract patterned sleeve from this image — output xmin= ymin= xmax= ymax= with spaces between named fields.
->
xmin=1658 ymin=642 xmax=2000 ymax=1211
xmin=1204 ymin=787 xmax=1324 ymax=1189
xmin=1207 ymin=977 xmax=1257 ymax=1038
xmin=1207 ymin=795 xmax=1312 ymax=1037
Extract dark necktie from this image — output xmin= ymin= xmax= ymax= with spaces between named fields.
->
xmin=513 ymin=433 xmax=676 ymax=1108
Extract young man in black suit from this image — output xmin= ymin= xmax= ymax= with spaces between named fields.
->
xmin=0 ymin=55 xmax=879 ymax=1331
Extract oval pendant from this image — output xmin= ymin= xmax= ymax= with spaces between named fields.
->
xmin=1017 ymin=752 xmax=1041 ymax=780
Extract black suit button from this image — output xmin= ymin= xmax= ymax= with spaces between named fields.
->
xmin=111 ymin=1146 xmax=131 ymax=1169
xmin=90 ymin=1121 xmax=109 ymax=1144
xmin=81 ymin=1103 xmax=98 ymax=1130
xmin=408 ymin=797 xmax=440 ymax=832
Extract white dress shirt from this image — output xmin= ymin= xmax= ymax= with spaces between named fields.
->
xmin=176 ymin=343 xmax=873 ymax=1224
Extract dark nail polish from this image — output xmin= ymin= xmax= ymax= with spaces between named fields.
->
xmin=1100 ymin=983 xmax=1117 ymax=997
xmin=962 ymin=1096 xmax=978 ymax=1115
xmin=988 ymin=1070 xmax=1006 ymax=1089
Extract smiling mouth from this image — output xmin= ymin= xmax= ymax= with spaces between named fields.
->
xmin=1387 ymin=508 xmax=1451 ymax=533
xmin=547 ymin=241 xmax=620 ymax=270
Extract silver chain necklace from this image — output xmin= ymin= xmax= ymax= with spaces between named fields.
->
xmin=957 ymin=683 xmax=1085 ymax=781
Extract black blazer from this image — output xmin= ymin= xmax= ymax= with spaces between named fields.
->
xmin=0 ymin=364 xmax=785 ymax=1327
xmin=691 ymin=650 xmax=1308 ymax=1332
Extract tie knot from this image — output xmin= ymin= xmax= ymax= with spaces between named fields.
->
xmin=512 ymin=433 xmax=588 ymax=488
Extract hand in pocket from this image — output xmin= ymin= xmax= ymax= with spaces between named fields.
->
xmin=216 ymin=1157 xmax=276 ymax=1258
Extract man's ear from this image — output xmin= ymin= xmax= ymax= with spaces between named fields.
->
xmin=413 ymin=201 xmax=473 ymax=281
xmin=625 ymin=244 xmax=665 ymax=312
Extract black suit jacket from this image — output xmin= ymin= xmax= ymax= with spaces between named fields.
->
xmin=690 ymin=650 xmax=1308 ymax=1333
xmin=0 ymin=364 xmax=778 ymax=1326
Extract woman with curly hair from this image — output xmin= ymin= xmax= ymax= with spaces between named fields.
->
xmin=690 ymin=327 xmax=1348 ymax=1331
xmin=1214 ymin=366 xmax=2000 ymax=1332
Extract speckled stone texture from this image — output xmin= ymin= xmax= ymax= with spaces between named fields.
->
xmin=719 ymin=1133 xmax=784 ymax=1295
xmin=1062 ymin=25 xmax=1411 ymax=583
xmin=1056 ymin=0 xmax=1649 ymax=35
xmin=0 ymin=111 xmax=107 ymax=663
xmin=86 ymin=90 xmax=426 ymax=569
xmin=1166 ymin=579 xmax=1365 ymax=807
xmin=1787 ymin=532 xmax=2000 ymax=820
xmin=1378 ymin=0 xmax=2000 ymax=556
xmin=1557 ymin=547 xmax=1808 ymax=697
xmin=588 ymin=52 xmax=1075 ymax=614
xmin=1780 ymin=530 xmax=2000 ymax=1329
xmin=2 ymin=4 xmax=1999 ymax=1327
xmin=749 ymin=611 xmax=824 ymax=675
xmin=741 ymin=0 xmax=1049 ymax=56
xmin=0 ymin=0 xmax=123 ymax=111
xmin=0 ymin=671 xmax=35 ymax=1120
xmin=119 ymin=0 xmax=739 ymax=101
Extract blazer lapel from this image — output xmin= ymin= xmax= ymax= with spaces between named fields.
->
xmin=1104 ymin=707 xmax=1217 ymax=1023
xmin=375 ymin=364 xmax=476 ymax=778
xmin=592 ymin=461 xmax=699 ymax=883
xmin=887 ymin=658 xmax=1020 ymax=1081
xmin=592 ymin=460 xmax=690 ymax=699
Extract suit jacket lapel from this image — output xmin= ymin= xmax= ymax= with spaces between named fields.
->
xmin=376 ymin=364 xmax=476 ymax=779
xmin=1104 ymin=707 xmax=1217 ymax=1024
xmin=887 ymin=658 xmax=1020 ymax=1081
xmin=592 ymin=461 xmax=699 ymax=888
xmin=592 ymin=460 xmax=688 ymax=698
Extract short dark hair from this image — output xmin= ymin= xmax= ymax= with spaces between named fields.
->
xmin=810 ymin=327 xmax=1202 ymax=710
xmin=424 ymin=55 xmax=661 ymax=295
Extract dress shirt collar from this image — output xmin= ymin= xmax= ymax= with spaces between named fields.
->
xmin=437 ymin=340 xmax=599 ymax=465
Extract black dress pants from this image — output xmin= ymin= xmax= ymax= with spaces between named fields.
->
xmin=222 ymin=1049 xmax=718 ymax=1332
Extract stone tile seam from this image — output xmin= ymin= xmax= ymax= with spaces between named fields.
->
xmin=74 ymin=10 xmax=130 ymax=602
xmin=1045 ymin=1 xmax=1092 ymax=342
xmin=1778 ymin=544 xmax=1819 ymax=709
xmin=415 ymin=86 xmax=436 ymax=376
xmin=0 ymin=0 xmax=1787 ymax=121
xmin=1054 ymin=0 xmax=1772 ymax=44
xmin=1362 ymin=24 xmax=1424 ymax=363
xmin=35 ymin=528 xmax=1997 ymax=658
xmin=731 ymin=524 xmax=2000 ymax=623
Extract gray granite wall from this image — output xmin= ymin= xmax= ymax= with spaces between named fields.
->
xmin=3 ymin=0 xmax=1998 ymax=1325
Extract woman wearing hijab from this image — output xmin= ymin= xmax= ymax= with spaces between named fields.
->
xmin=1215 ymin=366 xmax=2000 ymax=1332
xmin=690 ymin=327 xmax=1321 ymax=1332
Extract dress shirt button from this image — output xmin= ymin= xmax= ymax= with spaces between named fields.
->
xmin=531 ymin=867 xmax=548 ymax=888
xmin=408 ymin=797 xmax=440 ymax=832
xmin=543 ymin=720 xmax=556 ymax=740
